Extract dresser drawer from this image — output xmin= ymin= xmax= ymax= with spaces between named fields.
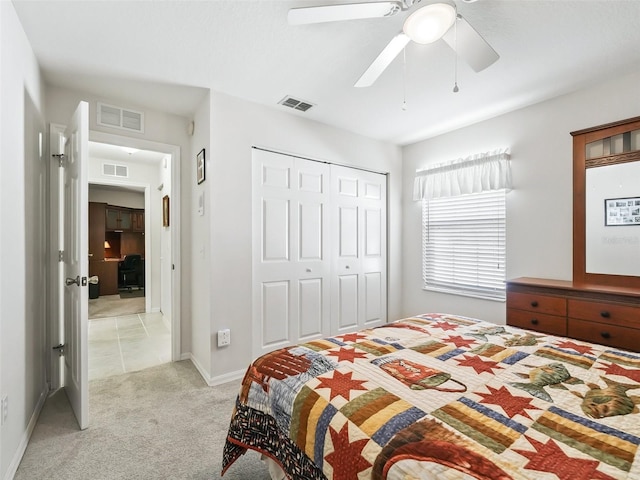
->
xmin=507 ymin=292 xmax=567 ymax=316
xmin=568 ymin=299 xmax=640 ymax=329
xmin=507 ymin=308 xmax=567 ymax=336
xmin=568 ymin=318 xmax=640 ymax=352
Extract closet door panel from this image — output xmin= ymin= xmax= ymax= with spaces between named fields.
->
xmin=262 ymin=198 xmax=290 ymax=262
xmin=261 ymin=281 xmax=290 ymax=347
xmin=338 ymin=206 xmax=359 ymax=257
xmin=253 ymin=149 xmax=330 ymax=357
xmin=299 ymin=278 xmax=323 ymax=339
xmin=331 ymin=165 xmax=387 ymax=333
xmin=365 ymin=272 xmax=382 ymax=322
xmin=337 ymin=274 xmax=359 ymax=329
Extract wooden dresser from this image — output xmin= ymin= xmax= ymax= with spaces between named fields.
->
xmin=507 ymin=277 xmax=640 ymax=352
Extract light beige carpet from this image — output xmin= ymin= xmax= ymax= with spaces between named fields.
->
xmin=89 ymin=294 xmax=145 ymax=319
xmin=15 ymin=361 xmax=270 ymax=480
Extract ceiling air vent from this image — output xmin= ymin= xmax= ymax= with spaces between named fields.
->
xmin=278 ymin=96 xmax=314 ymax=112
xmin=97 ymin=102 xmax=144 ymax=133
xmin=102 ymin=163 xmax=129 ymax=178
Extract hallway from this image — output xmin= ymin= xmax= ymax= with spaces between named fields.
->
xmin=89 ymin=311 xmax=171 ymax=380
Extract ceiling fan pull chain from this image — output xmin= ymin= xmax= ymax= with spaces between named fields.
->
xmin=402 ymin=46 xmax=408 ymax=110
xmin=453 ymin=15 xmax=460 ymax=93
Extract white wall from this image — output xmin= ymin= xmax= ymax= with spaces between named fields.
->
xmin=89 ymin=186 xmax=144 ymax=209
xmin=45 ymin=85 xmax=194 ymax=354
xmin=189 ymin=93 xmax=211 ymax=376
xmin=0 ymin=3 xmax=48 ymax=479
xmin=401 ymin=70 xmax=640 ymax=324
xmin=204 ymin=91 xmax=402 ymax=382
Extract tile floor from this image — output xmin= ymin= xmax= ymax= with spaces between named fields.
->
xmin=88 ymin=312 xmax=171 ymax=380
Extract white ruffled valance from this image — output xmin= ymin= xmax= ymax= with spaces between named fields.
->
xmin=413 ymin=149 xmax=511 ymax=201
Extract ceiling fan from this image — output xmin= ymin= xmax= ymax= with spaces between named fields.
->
xmin=287 ymin=0 xmax=499 ymax=88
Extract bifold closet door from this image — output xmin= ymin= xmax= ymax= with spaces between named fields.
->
xmin=252 ymin=149 xmax=331 ymax=357
xmin=330 ymin=165 xmax=387 ymax=334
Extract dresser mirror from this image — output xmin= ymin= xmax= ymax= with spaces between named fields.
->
xmin=572 ymin=116 xmax=640 ymax=289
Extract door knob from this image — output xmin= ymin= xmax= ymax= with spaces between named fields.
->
xmin=66 ymin=276 xmax=80 ymax=286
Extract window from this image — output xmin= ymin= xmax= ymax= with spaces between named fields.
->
xmin=422 ymin=189 xmax=506 ymax=300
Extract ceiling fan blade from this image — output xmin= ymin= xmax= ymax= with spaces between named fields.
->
xmin=442 ymin=15 xmax=499 ymax=72
xmin=355 ymin=33 xmax=410 ymax=87
xmin=288 ymin=2 xmax=402 ymax=25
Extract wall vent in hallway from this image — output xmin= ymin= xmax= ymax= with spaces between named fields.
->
xmin=278 ymin=96 xmax=314 ymax=112
xmin=102 ymin=163 xmax=129 ymax=178
xmin=97 ymin=102 xmax=145 ymax=132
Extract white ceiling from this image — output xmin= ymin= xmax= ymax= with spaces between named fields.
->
xmin=89 ymin=142 xmax=167 ymax=165
xmin=12 ymin=0 xmax=640 ymax=145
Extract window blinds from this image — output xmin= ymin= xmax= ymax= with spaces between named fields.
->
xmin=422 ymin=189 xmax=506 ymax=300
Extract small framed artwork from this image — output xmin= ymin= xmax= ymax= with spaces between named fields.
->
xmin=196 ymin=148 xmax=206 ymax=185
xmin=163 ymin=195 xmax=170 ymax=227
xmin=604 ymin=196 xmax=640 ymax=226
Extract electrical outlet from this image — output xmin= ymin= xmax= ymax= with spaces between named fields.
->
xmin=1 ymin=395 xmax=7 ymax=425
xmin=218 ymin=329 xmax=231 ymax=347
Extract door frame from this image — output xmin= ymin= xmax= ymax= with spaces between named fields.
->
xmin=48 ymin=126 xmax=182 ymax=389
xmin=90 ymin=130 xmax=182 ymax=363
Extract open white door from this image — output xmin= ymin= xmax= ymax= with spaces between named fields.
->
xmin=61 ymin=102 xmax=89 ymax=429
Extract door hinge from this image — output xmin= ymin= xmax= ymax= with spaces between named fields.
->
xmin=52 ymin=153 xmax=65 ymax=167
xmin=52 ymin=344 xmax=65 ymax=356
xmin=58 ymin=250 xmax=64 ymax=262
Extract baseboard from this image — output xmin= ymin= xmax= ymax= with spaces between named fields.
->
xmin=150 ymin=307 xmax=161 ymax=313
xmin=3 ymin=386 xmax=48 ymax=480
xmin=209 ymin=369 xmax=245 ymax=386
xmin=186 ymin=354 xmax=244 ymax=386
xmin=188 ymin=353 xmax=212 ymax=384
xmin=179 ymin=352 xmax=191 ymax=361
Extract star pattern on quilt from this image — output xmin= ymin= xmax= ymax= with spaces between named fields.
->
xmin=316 ymin=370 xmax=369 ymax=401
xmin=554 ymin=340 xmax=596 ymax=356
xmin=476 ymin=385 xmax=540 ymax=420
xmin=431 ymin=321 xmax=459 ymax=332
xmin=455 ymin=354 xmax=502 ymax=375
xmin=514 ymin=436 xmax=616 ymax=480
xmin=442 ymin=335 xmax=477 ymax=349
xmin=334 ymin=332 xmax=369 ymax=343
xmin=596 ymin=361 xmax=640 ymax=383
xmin=325 ymin=424 xmax=371 ymax=480
xmin=326 ymin=347 xmax=369 ymax=363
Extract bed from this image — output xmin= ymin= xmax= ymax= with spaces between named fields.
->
xmin=222 ymin=313 xmax=640 ymax=479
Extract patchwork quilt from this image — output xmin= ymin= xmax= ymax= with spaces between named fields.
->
xmin=222 ymin=313 xmax=640 ymax=479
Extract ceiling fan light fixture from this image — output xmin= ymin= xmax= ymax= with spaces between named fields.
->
xmin=403 ymin=3 xmax=456 ymax=44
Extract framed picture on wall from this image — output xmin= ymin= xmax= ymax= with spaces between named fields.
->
xmin=196 ymin=148 xmax=206 ymax=185
xmin=163 ymin=195 xmax=170 ymax=227
xmin=604 ymin=196 xmax=640 ymax=226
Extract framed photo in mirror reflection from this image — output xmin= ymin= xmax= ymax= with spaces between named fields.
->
xmin=604 ymin=196 xmax=640 ymax=226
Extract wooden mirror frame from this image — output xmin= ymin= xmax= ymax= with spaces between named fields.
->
xmin=572 ymin=116 xmax=640 ymax=289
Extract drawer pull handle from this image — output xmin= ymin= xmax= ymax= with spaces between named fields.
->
xmin=530 ymin=318 xmax=539 ymax=325
xmin=530 ymin=301 xmax=539 ymax=308
xmin=601 ymin=332 xmax=611 ymax=339
xmin=600 ymin=311 xmax=610 ymax=318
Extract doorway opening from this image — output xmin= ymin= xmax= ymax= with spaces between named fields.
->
xmin=86 ymin=138 xmax=178 ymax=381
